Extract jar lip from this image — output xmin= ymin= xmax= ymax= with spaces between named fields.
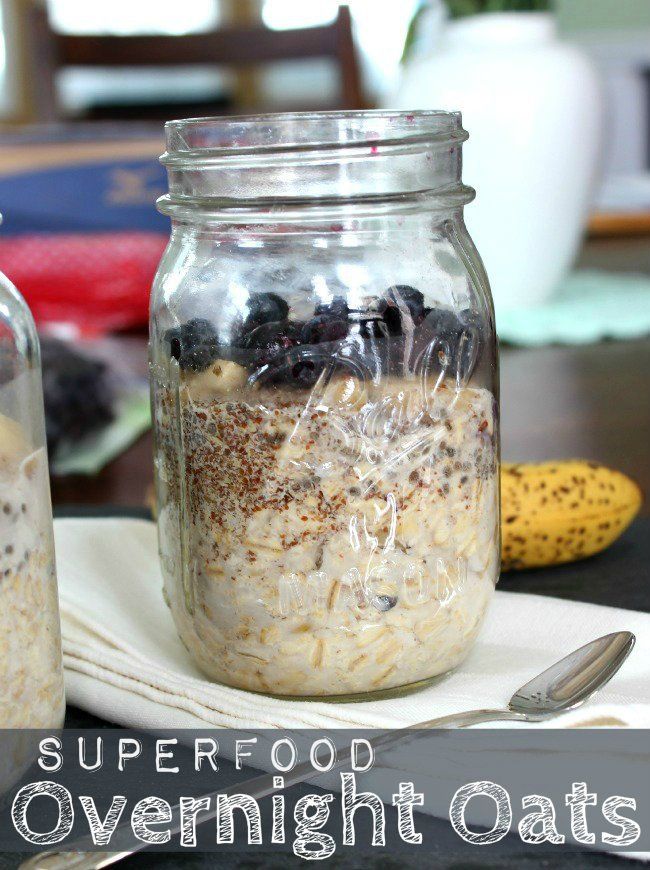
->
xmin=162 ymin=109 xmax=467 ymax=164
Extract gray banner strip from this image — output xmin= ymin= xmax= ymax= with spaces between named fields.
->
xmin=0 ymin=729 xmax=648 ymax=858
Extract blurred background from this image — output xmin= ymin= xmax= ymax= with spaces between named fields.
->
xmin=0 ymin=0 xmax=648 ymax=511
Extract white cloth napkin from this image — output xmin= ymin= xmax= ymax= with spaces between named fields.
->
xmin=54 ymin=518 xmax=650 ymax=730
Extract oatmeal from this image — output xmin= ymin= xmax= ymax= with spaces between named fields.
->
xmin=152 ymin=111 xmax=501 ymax=698
xmin=0 ymin=413 xmax=65 ymax=727
xmin=156 ymin=356 xmax=498 ymax=696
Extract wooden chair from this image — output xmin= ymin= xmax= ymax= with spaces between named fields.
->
xmin=24 ymin=4 xmax=364 ymax=122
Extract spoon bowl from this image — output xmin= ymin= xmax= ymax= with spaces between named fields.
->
xmin=509 ymin=630 xmax=635 ymax=720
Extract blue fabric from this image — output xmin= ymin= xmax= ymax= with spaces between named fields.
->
xmin=0 ymin=158 xmax=167 ymax=234
xmin=496 ymin=270 xmax=650 ymax=346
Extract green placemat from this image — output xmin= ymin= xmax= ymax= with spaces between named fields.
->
xmin=51 ymin=389 xmax=151 ymax=476
xmin=496 ymin=270 xmax=650 ymax=346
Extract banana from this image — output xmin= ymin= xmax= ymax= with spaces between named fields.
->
xmin=501 ymin=460 xmax=643 ymax=571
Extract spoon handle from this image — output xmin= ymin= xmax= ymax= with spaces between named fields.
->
xmin=17 ymin=852 xmax=131 ymax=870
xmin=416 ymin=708 xmax=531 ymax=728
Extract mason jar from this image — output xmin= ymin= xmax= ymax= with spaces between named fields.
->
xmin=151 ymin=111 xmax=500 ymax=699
xmin=0 ymin=250 xmax=65 ymax=727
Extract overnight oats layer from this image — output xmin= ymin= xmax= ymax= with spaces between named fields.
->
xmin=0 ymin=413 xmax=65 ymax=727
xmin=154 ymin=301 xmax=499 ymax=697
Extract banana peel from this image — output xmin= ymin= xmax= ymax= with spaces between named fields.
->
xmin=501 ymin=460 xmax=643 ymax=571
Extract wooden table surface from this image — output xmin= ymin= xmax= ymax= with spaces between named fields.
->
xmin=50 ymin=237 xmax=650 ymax=513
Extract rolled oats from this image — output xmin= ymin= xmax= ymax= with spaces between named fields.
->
xmin=156 ymin=369 xmax=499 ymax=697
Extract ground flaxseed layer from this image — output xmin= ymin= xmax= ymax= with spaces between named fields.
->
xmin=155 ymin=361 xmax=499 ymax=696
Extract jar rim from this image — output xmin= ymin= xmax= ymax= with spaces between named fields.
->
xmin=162 ymin=109 xmax=467 ymax=164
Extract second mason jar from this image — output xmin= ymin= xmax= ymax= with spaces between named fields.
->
xmin=0 ymin=258 xmax=65 ymax=728
xmin=151 ymin=111 xmax=500 ymax=699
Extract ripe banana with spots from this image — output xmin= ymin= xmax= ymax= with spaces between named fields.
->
xmin=501 ymin=460 xmax=642 ymax=571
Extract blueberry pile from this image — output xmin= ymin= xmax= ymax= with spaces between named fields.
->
xmin=40 ymin=337 xmax=115 ymax=460
xmin=164 ymin=287 xmax=480 ymax=386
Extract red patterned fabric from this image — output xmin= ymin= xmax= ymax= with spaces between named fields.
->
xmin=0 ymin=232 xmax=167 ymax=335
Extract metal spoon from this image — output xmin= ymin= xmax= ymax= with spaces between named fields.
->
xmin=19 ymin=630 xmax=635 ymax=870
xmin=417 ymin=628 xmax=636 ymax=727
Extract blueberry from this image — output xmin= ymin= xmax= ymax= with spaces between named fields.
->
xmin=239 ymin=322 xmax=310 ymax=386
xmin=242 ymin=321 xmax=299 ymax=352
xmin=421 ymin=307 xmax=460 ymax=342
xmin=372 ymin=594 xmax=398 ymax=612
xmin=209 ymin=344 xmax=252 ymax=367
xmin=346 ymin=316 xmax=396 ymax=377
xmin=242 ymin=322 xmax=301 ymax=371
xmin=40 ymin=337 xmax=114 ymax=459
xmin=180 ymin=343 xmax=219 ymax=372
xmin=164 ymin=317 xmax=220 ymax=372
xmin=253 ymin=350 xmax=325 ymax=390
xmin=391 ymin=285 xmax=425 ymax=314
xmin=300 ymin=315 xmax=348 ymax=345
xmin=246 ymin=292 xmax=289 ymax=327
xmin=418 ymin=307 xmax=482 ymax=381
xmin=315 ymin=296 xmax=349 ymax=319
xmin=379 ymin=285 xmax=426 ymax=336
xmin=182 ymin=317 xmax=218 ymax=345
xmin=356 ymin=316 xmax=388 ymax=340
xmin=290 ymin=358 xmax=324 ymax=388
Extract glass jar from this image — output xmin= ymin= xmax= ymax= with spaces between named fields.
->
xmin=0 ymin=255 xmax=65 ymax=727
xmin=151 ymin=111 xmax=499 ymax=699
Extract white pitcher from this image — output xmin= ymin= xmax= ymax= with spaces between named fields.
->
xmin=389 ymin=11 xmax=602 ymax=312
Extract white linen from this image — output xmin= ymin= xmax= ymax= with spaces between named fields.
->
xmin=54 ymin=518 xmax=650 ymax=730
